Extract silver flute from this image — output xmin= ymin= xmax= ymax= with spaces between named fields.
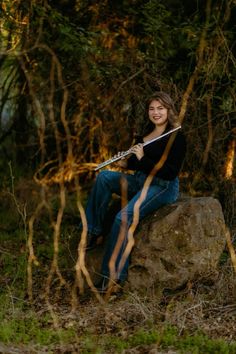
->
xmin=94 ymin=125 xmax=181 ymax=171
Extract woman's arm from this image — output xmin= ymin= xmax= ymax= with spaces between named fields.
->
xmin=127 ymin=131 xmax=186 ymax=179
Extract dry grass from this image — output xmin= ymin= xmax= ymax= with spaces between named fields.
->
xmin=41 ymin=259 xmax=236 ymax=343
xmin=1 ymin=179 xmax=236 ymax=353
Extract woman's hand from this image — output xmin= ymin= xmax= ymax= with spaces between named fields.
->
xmin=130 ymin=144 xmax=144 ymax=160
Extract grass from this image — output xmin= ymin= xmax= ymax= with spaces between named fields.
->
xmin=78 ymin=328 xmax=236 ymax=354
xmin=1 ymin=181 xmax=236 ymax=353
xmin=0 ymin=293 xmax=76 ymax=349
xmin=1 ymin=293 xmax=236 ymax=354
xmin=79 ymin=327 xmax=236 ymax=354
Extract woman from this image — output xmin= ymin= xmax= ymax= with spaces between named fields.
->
xmin=84 ymin=92 xmax=186 ymax=293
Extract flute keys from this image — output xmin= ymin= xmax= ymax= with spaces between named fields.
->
xmin=117 ymin=151 xmax=126 ymax=158
xmin=94 ymin=126 xmax=181 ymax=171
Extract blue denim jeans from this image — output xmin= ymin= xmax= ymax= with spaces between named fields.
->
xmin=85 ymin=170 xmax=179 ymax=282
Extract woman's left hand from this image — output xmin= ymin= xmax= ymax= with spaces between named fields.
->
xmin=130 ymin=144 xmax=144 ymax=160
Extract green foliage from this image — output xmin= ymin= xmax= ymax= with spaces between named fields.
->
xmin=141 ymin=1 xmax=174 ymax=59
xmin=0 ymin=300 xmax=235 ymax=353
xmin=0 ymin=9 xmax=235 ymax=354
xmin=129 ymin=329 xmax=160 ymax=346
xmin=0 ymin=294 xmax=76 ymax=346
xmin=1 ymin=0 xmax=235 ymax=191
xmin=0 ymin=250 xmax=27 ymax=287
xmin=80 ymin=326 xmax=236 ymax=354
xmin=0 ymin=291 xmax=236 ymax=354
xmin=0 ymin=227 xmax=27 ymax=297
xmin=42 ymin=6 xmax=91 ymax=57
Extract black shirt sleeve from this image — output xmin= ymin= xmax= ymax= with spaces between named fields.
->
xmin=127 ymin=131 xmax=186 ymax=180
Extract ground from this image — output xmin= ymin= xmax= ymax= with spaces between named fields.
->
xmin=0 ymin=180 xmax=236 ymax=353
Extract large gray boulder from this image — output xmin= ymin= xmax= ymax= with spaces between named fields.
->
xmin=128 ymin=196 xmax=226 ymax=293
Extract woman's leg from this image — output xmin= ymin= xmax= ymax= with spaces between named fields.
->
xmin=85 ymin=170 xmax=138 ymax=236
xmin=85 ymin=170 xmax=122 ymax=236
xmin=101 ymin=177 xmax=179 ymax=282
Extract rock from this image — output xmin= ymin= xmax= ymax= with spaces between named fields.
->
xmin=84 ymin=197 xmax=227 ymax=295
xmin=128 ymin=196 xmax=227 ymax=294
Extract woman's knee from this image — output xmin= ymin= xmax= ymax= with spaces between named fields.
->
xmin=96 ymin=170 xmax=109 ymax=179
xmin=114 ymin=209 xmax=133 ymax=229
xmin=113 ymin=210 xmax=122 ymax=226
xmin=95 ymin=170 xmax=112 ymax=185
xmin=96 ymin=171 xmax=122 ymax=192
xmin=96 ymin=170 xmax=115 ymax=181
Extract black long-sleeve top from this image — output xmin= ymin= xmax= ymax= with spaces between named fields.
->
xmin=126 ymin=129 xmax=186 ymax=181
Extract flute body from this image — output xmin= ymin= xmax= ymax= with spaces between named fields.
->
xmin=94 ymin=125 xmax=181 ymax=171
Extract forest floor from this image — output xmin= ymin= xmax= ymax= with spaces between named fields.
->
xmin=0 ymin=180 xmax=236 ymax=354
xmin=1 ymin=262 xmax=236 ymax=354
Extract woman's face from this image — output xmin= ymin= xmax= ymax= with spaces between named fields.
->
xmin=148 ymin=100 xmax=168 ymax=127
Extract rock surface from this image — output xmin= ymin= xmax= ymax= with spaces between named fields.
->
xmin=128 ymin=196 xmax=226 ymax=293
xmin=85 ymin=197 xmax=227 ymax=294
